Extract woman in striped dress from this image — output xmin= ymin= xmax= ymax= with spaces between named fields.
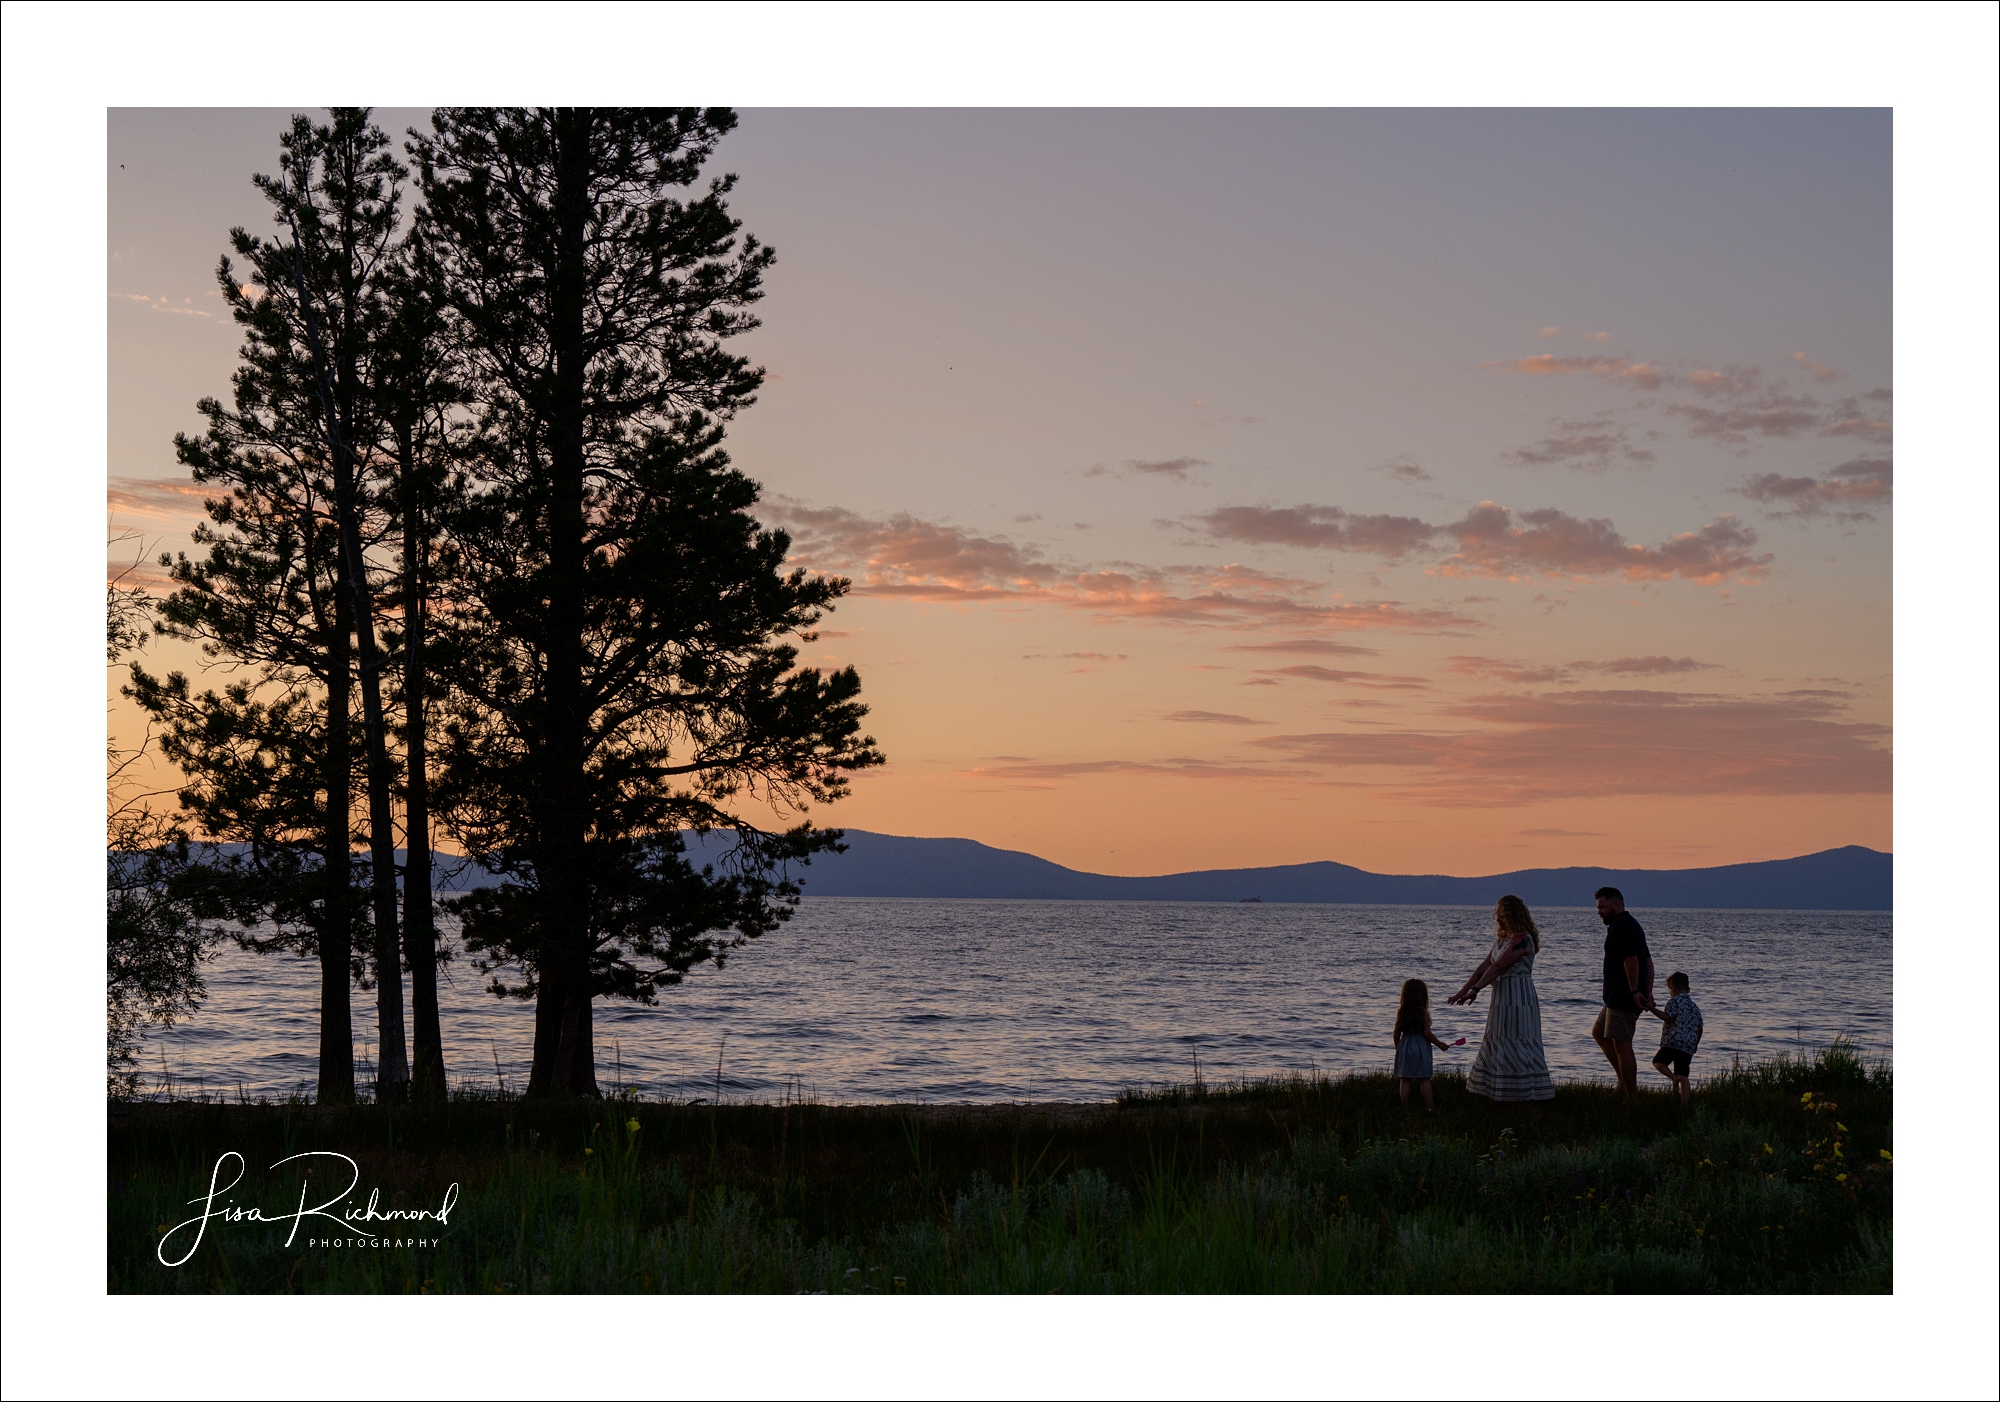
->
xmin=1446 ymin=895 xmax=1554 ymax=1102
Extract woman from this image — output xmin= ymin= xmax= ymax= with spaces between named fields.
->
xmin=1446 ymin=894 xmax=1554 ymax=1102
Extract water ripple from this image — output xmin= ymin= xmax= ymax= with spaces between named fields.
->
xmin=143 ymin=899 xmax=1891 ymax=1103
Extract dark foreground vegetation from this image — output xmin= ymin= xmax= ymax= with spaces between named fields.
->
xmin=110 ymin=1043 xmax=1889 ymax=1294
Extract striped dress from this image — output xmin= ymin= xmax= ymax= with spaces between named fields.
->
xmin=1466 ymin=935 xmax=1555 ymax=1102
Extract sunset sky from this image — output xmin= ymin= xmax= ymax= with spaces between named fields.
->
xmin=108 ymin=107 xmax=1894 ymax=877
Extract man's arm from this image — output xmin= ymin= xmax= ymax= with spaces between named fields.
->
xmin=1622 ymin=955 xmax=1643 ymax=1005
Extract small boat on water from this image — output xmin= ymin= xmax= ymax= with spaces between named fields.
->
xmin=1238 ymin=896 xmax=1262 ymax=903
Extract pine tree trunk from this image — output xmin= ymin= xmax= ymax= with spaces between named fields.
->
xmin=291 ymin=216 xmax=411 ymax=1103
xmin=358 ymin=649 xmax=410 ymax=1102
xmin=399 ymin=420 xmax=446 ymax=1102
xmin=319 ymin=566 xmax=357 ymax=1106
xmin=532 ymin=106 xmax=600 ymax=1098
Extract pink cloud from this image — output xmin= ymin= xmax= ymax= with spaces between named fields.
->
xmin=1791 ymin=351 xmax=1845 ymax=382
xmin=1126 ymin=456 xmax=1208 ymax=480
xmin=1664 ymin=391 xmax=1822 ymax=442
xmin=108 ymin=477 xmax=215 ymax=525
xmin=1681 ymin=364 xmax=1766 ymax=398
xmin=961 ymin=757 xmax=1310 ymax=783
xmin=1223 ymin=639 xmax=1382 ymax=658
xmin=1822 ymin=392 xmax=1893 ymax=445
xmin=1487 ymin=355 xmax=1661 ymax=389
xmin=1577 ymin=656 xmax=1719 ymax=676
xmin=1737 ymin=456 xmax=1892 ymax=521
xmin=1262 ymin=665 xmax=1432 ymax=690
xmin=1196 ymin=505 xmax=1440 ymax=557
xmin=1502 ymin=418 xmax=1656 ymax=472
xmin=1446 ymin=655 xmax=1573 ymax=685
xmin=1251 ymin=687 xmax=1890 ymax=804
xmin=767 ymin=500 xmax=1478 ymax=632
xmin=1163 ymin=711 xmax=1269 ymax=726
xmin=1435 ymin=503 xmax=1771 ymax=586
xmin=1376 ymin=453 xmax=1433 ymax=482
xmin=1447 ymin=654 xmax=1718 ymax=685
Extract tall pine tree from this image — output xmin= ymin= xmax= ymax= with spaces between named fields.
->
xmin=134 ymin=109 xmax=426 ymax=1102
xmin=415 ymin=108 xmax=882 ymax=1096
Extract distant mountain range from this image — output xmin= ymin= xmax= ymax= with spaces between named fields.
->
xmin=696 ymin=831 xmax=1892 ymax=911
xmin=133 ymin=833 xmax=1891 ymax=910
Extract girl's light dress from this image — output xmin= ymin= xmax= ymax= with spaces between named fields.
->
xmin=1393 ymin=1031 xmax=1433 ymax=1079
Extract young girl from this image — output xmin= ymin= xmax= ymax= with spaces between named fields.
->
xmin=1393 ymin=979 xmax=1463 ymax=1108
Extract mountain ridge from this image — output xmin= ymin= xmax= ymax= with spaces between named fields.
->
xmin=123 ymin=833 xmax=1892 ymax=910
xmin=690 ymin=830 xmax=1892 ymax=911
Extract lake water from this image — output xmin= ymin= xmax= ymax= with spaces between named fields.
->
xmin=142 ymin=900 xmax=1892 ymax=1103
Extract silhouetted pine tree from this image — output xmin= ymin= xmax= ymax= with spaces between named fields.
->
xmin=132 ymin=109 xmax=419 ymax=1103
xmin=413 ymin=107 xmax=883 ymax=1097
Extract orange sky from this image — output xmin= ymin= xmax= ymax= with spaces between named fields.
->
xmin=108 ymin=109 xmax=1893 ymax=877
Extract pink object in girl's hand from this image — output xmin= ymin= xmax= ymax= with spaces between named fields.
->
xmin=1452 ymin=1038 xmax=1466 ymax=1046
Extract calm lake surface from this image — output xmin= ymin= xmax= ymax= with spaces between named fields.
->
xmin=144 ymin=900 xmax=1892 ymax=1103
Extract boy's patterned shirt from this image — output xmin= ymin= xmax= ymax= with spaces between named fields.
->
xmin=1660 ymin=993 xmax=1703 ymax=1052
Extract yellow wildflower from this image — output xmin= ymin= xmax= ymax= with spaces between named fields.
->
xmin=1836 ymin=1122 xmax=1848 ymax=1132
xmin=627 ymin=1118 xmax=641 ymax=1134
xmin=585 ymin=1147 xmax=594 ymax=1156
xmin=1800 ymin=1092 xmax=1813 ymax=1102
xmin=1836 ymin=1173 xmax=1847 ymax=1183
xmin=1879 ymin=1149 xmax=1893 ymax=1162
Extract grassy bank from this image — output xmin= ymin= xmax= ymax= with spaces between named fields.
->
xmin=108 ymin=1043 xmax=1890 ymax=1293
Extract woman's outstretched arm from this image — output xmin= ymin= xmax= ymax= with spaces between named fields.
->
xmin=1447 ymin=954 xmax=1495 ymax=1004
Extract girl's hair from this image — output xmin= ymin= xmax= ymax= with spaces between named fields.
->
xmin=1667 ymin=970 xmax=1690 ymax=992
xmin=1495 ymin=894 xmax=1540 ymax=952
xmin=1394 ymin=978 xmax=1429 ymax=1038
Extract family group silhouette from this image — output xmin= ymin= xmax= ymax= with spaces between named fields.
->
xmin=1390 ymin=888 xmax=1705 ymax=1108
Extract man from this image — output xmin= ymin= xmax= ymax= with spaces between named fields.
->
xmin=1591 ymin=886 xmax=1654 ymax=1103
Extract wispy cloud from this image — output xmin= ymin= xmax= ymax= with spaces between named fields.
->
xmin=111 ymin=292 xmax=218 ymax=320
xmin=1436 ymin=503 xmax=1771 ymax=585
xmin=1195 ymin=505 xmax=1440 ymax=557
xmin=767 ymin=500 xmax=1479 ymax=632
xmin=1087 ymin=456 xmax=1210 ymax=482
xmin=1579 ymin=656 xmax=1720 ymax=676
xmin=108 ymin=476 xmax=214 ymax=524
xmin=1822 ymin=391 xmax=1893 ymax=445
xmin=1484 ymin=354 xmax=1662 ymax=389
xmin=1252 ymin=688 xmax=1889 ymax=804
xmin=1195 ymin=496 xmax=1772 ymax=589
xmin=1446 ymin=656 xmax=1574 ymax=685
xmin=1262 ymin=665 xmax=1432 ymax=691
xmin=1449 ymin=654 xmax=1718 ymax=684
xmin=1222 ymin=639 xmax=1383 ymax=658
xmin=1791 ymin=351 xmax=1845 ymax=382
xmin=1127 ymin=456 xmax=1207 ymax=480
xmin=1736 ymin=455 xmax=1892 ymax=521
xmin=1163 ymin=710 xmax=1269 ymax=726
xmin=1376 ymin=453 xmax=1434 ymax=482
xmin=1503 ymin=417 xmax=1656 ymax=472
xmin=961 ymin=756 xmax=1310 ymax=783
xmin=1664 ymin=390 xmax=1822 ymax=443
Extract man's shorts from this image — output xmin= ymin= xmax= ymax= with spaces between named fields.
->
xmin=1593 ymin=1005 xmax=1637 ymax=1042
xmin=1652 ymin=1047 xmax=1693 ymax=1077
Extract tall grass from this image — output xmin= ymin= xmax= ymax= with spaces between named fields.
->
xmin=108 ymin=1042 xmax=1890 ymax=1293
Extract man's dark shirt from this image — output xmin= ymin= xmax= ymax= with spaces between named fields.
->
xmin=1601 ymin=911 xmax=1651 ymax=1013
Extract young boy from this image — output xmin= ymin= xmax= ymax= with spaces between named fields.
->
xmin=1648 ymin=971 xmax=1703 ymax=1106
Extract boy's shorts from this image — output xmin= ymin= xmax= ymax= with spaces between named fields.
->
xmin=1593 ymin=1006 xmax=1637 ymax=1042
xmin=1652 ymin=1048 xmax=1692 ymax=1077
